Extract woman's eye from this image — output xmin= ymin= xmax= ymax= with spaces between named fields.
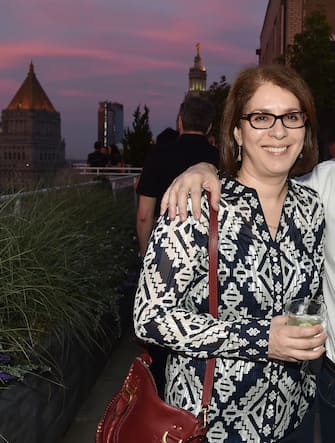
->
xmin=286 ymin=113 xmax=298 ymax=121
xmin=254 ymin=114 xmax=269 ymax=121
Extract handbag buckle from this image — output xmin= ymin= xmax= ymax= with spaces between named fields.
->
xmin=162 ymin=431 xmax=182 ymax=443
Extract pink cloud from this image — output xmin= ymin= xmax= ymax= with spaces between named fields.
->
xmin=58 ymin=89 xmax=95 ymax=97
xmin=0 ymin=41 xmax=185 ymax=80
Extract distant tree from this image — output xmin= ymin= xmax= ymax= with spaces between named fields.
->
xmin=123 ymin=105 xmax=153 ymax=166
xmin=286 ymin=10 xmax=335 ymax=159
xmin=287 ymin=10 xmax=335 ymax=110
xmin=203 ymin=75 xmax=230 ymax=145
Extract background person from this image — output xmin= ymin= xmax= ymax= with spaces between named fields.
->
xmin=100 ymin=145 xmax=111 ymax=165
xmin=136 ymin=96 xmax=219 ymax=258
xmin=134 ymin=64 xmax=326 ymax=442
xmin=135 ymin=97 xmax=219 ymax=398
xmin=86 ymin=141 xmax=107 ymax=167
xmin=155 ymin=126 xmax=178 ymax=146
xmin=108 ymin=144 xmax=123 ymax=172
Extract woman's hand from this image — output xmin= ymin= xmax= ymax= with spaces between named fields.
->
xmin=268 ymin=315 xmax=326 ymax=362
xmin=160 ymin=163 xmax=220 ymax=221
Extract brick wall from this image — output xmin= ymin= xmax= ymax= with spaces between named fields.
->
xmin=259 ymin=0 xmax=335 ymax=65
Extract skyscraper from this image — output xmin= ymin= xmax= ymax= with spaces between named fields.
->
xmin=187 ymin=43 xmax=207 ymax=96
xmin=0 ymin=62 xmax=65 ymax=186
xmin=97 ymin=101 xmax=124 ymax=147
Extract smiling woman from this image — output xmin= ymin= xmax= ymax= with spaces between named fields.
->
xmin=134 ymin=64 xmax=325 ymax=443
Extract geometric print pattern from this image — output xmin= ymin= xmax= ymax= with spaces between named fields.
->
xmin=133 ymin=176 xmax=325 ymax=442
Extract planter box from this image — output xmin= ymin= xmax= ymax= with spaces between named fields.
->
xmin=0 ymin=271 xmax=138 ymax=443
xmin=0 ymin=315 xmax=118 ymax=443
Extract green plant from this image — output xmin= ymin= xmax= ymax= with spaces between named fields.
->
xmin=123 ymin=104 xmax=153 ymax=166
xmin=0 ymin=184 xmax=137 ymax=384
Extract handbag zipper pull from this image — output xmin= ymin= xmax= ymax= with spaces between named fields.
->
xmin=201 ymin=406 xmax=209 ymax=428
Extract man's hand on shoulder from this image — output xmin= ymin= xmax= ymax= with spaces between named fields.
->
xmin=160 ymin=162 xmax=220 ymax=221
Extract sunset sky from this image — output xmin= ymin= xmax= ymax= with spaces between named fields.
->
xmin=0 ymin=0 xmax=268 ymax=159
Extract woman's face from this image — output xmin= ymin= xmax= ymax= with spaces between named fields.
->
xmin=234 ymin=82 xmax=305 ymax=181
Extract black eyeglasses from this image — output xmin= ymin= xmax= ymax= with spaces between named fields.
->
xmin=240 ymin=111 xmax=307 ymax=129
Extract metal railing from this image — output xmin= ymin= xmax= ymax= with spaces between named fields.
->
xmin=0 ymin=165 xmax=142 ymax=212
xmin=71 ymin=164 xmax=142 ymax=192
xmin=72 ymin=164 xmax=142 ymax=175
xmin=72 ymin=163 xmax=142 ymax=191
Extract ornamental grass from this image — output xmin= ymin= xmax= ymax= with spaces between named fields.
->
xmin=0 ymin=183 xmax=137 ymax=384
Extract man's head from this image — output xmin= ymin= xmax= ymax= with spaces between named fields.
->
xmin=94 ymin=141 xmax=102 ymax=151
xmin=178 ymin=96 xmax=215 ymax=135
xmin=101 ymin=146 xmax=108 ymax=155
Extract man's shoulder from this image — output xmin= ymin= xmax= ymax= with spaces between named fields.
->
xmin=291 ymin=179 xmax=320 ymax=200
xmin=137 ymin=148 xmax=170 ymax=196
xmin=88 ymin=151 xmax=103 ymax=158
xmin=296 ymin=160 xmax=335 ymax=197
xmin=87 ymin=151 xmax=99 ymax=163
xmin=178 ymin=134 xmax=218 ymax=154
xmin=141 ymin=145 xmax=171 ymax=171
xmin=313 ymin=159 xmax=335 ymax=176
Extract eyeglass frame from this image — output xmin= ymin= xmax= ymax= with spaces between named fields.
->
xmin=240 ymin=111 xmax=307 ymax=129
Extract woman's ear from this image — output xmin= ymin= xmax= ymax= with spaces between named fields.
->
xmin=233 ymin=126 xmax=242 ymax=146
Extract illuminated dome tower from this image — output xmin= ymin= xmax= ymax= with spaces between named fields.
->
xmin=0 ymin=62 xmax=65 ymax=186
xmin=188 ymin=42 xmax=207 ymax=96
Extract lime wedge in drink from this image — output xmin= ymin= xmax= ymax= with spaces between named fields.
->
xmin=287 ymin=314 xmax=322 ymax=327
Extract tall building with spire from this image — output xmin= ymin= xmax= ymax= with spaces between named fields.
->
xmin=187 ymin=43 xmax=207 ymax=96
xmin=97 ymin=101 xmax=124 ymax=147
xmin=0 ymin=62 xmax=65 ymax=187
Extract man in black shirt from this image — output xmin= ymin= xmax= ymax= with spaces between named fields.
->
xmin=136 ymin=96 xmax=219 ymax=257
xmin=87 ymin=141 xmax=108 ymax=167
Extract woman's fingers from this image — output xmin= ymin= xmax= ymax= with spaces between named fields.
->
xmin=269 ymin=315 xmax=327 ymax=362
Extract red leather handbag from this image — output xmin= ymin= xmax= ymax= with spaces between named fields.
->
xmin=96 ymin=350 xmax=207 ymax=443
xmin=96 ymin=199 xmax=218 ymax=443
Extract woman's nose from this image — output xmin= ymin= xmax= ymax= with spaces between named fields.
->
xmin=269 ymin=118 xmax=288 ymax=138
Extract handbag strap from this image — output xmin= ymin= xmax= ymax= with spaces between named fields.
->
xmin=200 ymin=192 xmax=218 ymax=425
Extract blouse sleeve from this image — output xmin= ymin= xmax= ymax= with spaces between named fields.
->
xmin=133 ymin=195 xmax=270 ymax=361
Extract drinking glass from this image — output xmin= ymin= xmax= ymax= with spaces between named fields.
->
xmin=285 ymin=298 xmax=326 ymax=328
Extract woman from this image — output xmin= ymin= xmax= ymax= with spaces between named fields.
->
xmin=133 ymin=64 xmax=326 ymax=442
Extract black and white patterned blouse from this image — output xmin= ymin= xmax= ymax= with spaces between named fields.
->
xmin=134 ymin=176 xmax=325 ymax=443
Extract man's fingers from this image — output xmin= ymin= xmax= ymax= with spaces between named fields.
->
xmin=207 ymin=183 xmax=220 ymax=212
xmin=161 ymin=182 xmax=179 ymax=219
xmin=160 ymin=163 xmax=220 ymax=220
xmin=160 ymin=188 xmax=170 ymax=216
xmin=187 ymin=187 xmax=202 ymax=221
xmin=167 ymin=187 xmax=178 ymax=219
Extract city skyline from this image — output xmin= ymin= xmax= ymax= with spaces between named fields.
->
xmin=0 ymin=0 xmax=268 ymax=159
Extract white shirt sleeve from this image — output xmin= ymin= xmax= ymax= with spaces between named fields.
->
xmin=297 ymin=160 xmax=335 ymax=362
